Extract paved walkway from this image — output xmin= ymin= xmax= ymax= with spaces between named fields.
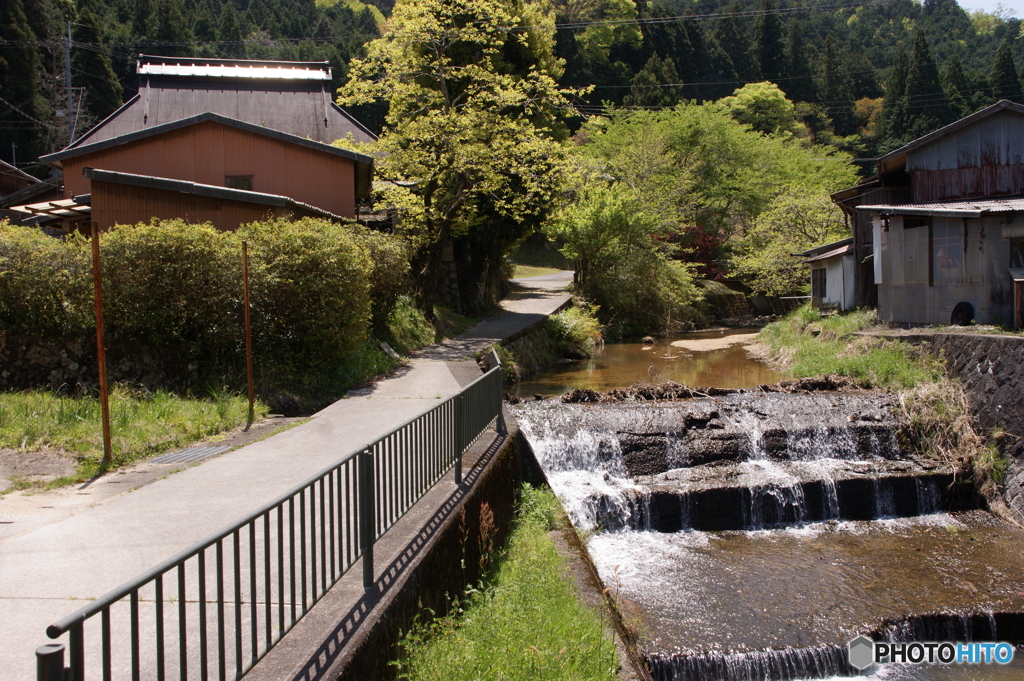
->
xmin=0 ymin=272 xmax=571 ymax=681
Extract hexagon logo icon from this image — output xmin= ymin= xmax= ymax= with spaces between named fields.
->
xmin=848 ymin=636 xmax=875 ymax=670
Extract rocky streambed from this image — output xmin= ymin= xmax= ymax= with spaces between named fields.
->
xmin=512 ymin=384 xmax=1024 ymax=680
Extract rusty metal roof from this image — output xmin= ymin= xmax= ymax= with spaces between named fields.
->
xmin=803 ymin=242 xmax=854 ymax=264
xmin=856 ymin=197 xmax=1024 ymax=218
xmin=794 ymin=237 xmax=853 ymax=258
xmin=136 ymin=55 xmax=331 ymax=80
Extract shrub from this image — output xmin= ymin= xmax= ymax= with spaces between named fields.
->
xmin=546 ymin=304 xmax=603 ymax=358
xmin=349 ymin=226 xmax=412 ymax=332
xmin=0 ymin=220 xmax=91 ymax=336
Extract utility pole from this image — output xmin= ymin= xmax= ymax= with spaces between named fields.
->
xmin=64 ymin=20 xmax=74 ymax=145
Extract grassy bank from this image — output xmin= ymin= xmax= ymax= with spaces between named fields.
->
xmin=393 ymin=485 xmax=618 ymax=681
xmin=0 ymin=388 xmax=266 ymax=481
xmin=759 ymin=306 xmax=1005 ymax=497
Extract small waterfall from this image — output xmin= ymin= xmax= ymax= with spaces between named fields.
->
xmin=881 ymin=612 xmax=998 ymax=644
xmin=915 ymin=477 xmax=942 ymax=515
xmin=874 ymin=477 xmax=897 ymax=518
xmin=745 ymin=482 xmax=808 ymax=530
xmin=821 ymin=477 xmax=840 ymax=520
xmin=647 ymin=645 xmax=849 ymax=681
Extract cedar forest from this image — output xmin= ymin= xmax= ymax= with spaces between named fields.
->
xmin=3 ymin=0 xmax=1024 ymax=326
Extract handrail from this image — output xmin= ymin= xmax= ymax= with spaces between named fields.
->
xmin=36 ymin=357 xmax=505 ymax=681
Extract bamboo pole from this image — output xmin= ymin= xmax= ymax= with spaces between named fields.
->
xmin=91 ymin=223 xmax=112 ymax=467
xmin=242 ymin=241 xmax=255 ymax=426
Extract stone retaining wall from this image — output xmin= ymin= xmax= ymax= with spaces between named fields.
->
xmin=901 ymin=333 xmax=1024 ymax=519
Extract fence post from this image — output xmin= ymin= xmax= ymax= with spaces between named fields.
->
xmin=454 ymin=395 xmax=463 ymax=485
xmin=359 ymin=448 xmax=375 ymax=591
xmin=35 ymin=644 xmax=64 ymax=681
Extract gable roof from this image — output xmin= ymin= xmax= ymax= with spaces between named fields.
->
xmin=877 ymin=99 xmax=1024 ymax=176
xmin=65 ymin=55 xmax=375 ymax=149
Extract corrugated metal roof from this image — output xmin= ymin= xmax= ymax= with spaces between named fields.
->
xmin=856 ymin=197 xmax=1024 ymax=218
xmin=137 ymin=55 xmax=330 ymax=80
xmin=9 ymin=196 xmax=92 ymax=220
xmin=82 ymin=167 xmax=346 ymax=222
xmin=803 ymin=243 xmax=853 ymax=264
xmin=794 ymin=237 xmax=853 ymax=258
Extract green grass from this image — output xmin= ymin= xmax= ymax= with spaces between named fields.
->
xmin=384 ymin=296 xmax=437 ymax=356
xmin=512 ymin=264 xmax=563 ymax=279
xmin=0 ymin=388 xmax=267 ymax=476
xmin=393 ymin=485 xmax=618 ymax=681
xmin=758 ymin=306 xmax=945 ymax=389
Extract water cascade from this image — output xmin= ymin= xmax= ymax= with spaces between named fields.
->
xmin=513 ymin=391 xmax=1024 ymax=680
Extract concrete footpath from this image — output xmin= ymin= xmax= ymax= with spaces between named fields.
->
xmin=0 ymin=272 xmax=571 ymax=681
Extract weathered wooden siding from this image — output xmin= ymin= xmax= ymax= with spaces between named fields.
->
xmin=907 ymin=110 xmax=1024 ymax=202
xmin=91 ymin=179 xmax=292 ymax=231
xmin=65 ymin=121 xmax=356 ymax=217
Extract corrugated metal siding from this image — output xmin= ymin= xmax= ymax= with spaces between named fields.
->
xmin=91 ymin=180 xmax=289 ymax=231
xmin=908 ymin=110 xmax=1024 ymax=202
xmin=878 ymin=215 xmax=1013 ymax=324
xmin=66 ymin=121 xmax=355 ymax=217
xmin=907 ymin=110 xmax=1024 ymax=171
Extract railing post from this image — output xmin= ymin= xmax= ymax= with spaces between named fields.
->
xmin=454 ymin=395 xmax=463 ymax=485
xmin=359 ymin=448 xmax=375 ymax=591
xmin=496 ymin=366 xmax=508 ymax=436
xmin=36 ymin=643 xmax=64 ymax=681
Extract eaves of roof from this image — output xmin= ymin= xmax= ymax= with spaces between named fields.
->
xmin=41 ymin=112 xmax=374 ymax=167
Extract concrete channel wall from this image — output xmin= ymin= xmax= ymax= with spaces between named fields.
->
xmin=900 ymin=333 xmax=1024 ymax=520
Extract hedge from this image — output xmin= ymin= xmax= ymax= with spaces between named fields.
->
xmin=0 ymin=218 xmax=410 ymax=409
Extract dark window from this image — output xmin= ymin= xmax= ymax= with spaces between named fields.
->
xmin=811 ymin=268 xmax=827 ymax=299
xmin=225 ymin=175 xmax=253 ymax=191
xmin=904 ymin=217 xmax=930 ymax=229
xmin=1012 ymin=240 xmax=1024 ymax=269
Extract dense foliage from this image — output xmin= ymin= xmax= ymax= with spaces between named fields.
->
xmin=7 ymin=0 xmax=1024 ymax=175
xmin=0 ymin=218 xmax=408 ymax=409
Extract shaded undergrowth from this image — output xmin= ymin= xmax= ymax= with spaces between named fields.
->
xmin=392 ymin=484 xmax=618 ymax=681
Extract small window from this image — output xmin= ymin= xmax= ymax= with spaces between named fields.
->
xmin=1012 ymin=240 xmax=1024 ymax=269
xmin=904 ymin=217 xmax=930 ymax=229
xmin=225 ymin=175 xmax=253 ymax=191
xmin=811 ymin=268 xmax=827 ymax=299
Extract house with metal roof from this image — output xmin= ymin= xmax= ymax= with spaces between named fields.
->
xmin=20 ymin=56 xmax=376 ymax=233
xmin=795 ymin=237 xmax=855 ymax=312
xmin=832 ymin=100 xmax=1024 ymax=327
xmin=70 ymin=55 xmax=375 ymax=148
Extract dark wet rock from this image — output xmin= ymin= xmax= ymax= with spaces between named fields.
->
xmin=561 ymin=388 xmax=601 ymax=403
xmin=618 ymin=433 xmax=669 ymax=477
xmin=561 ymin=375 xmax=869 ymax=404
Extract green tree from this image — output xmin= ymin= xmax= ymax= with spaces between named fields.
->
xmin=154 ymin=0 xmax=194 ymax=56
xmin=715 ymin=2 xmax=759 ymax=82
xmin=755 ymin=0 xmax=786 ymax=83
xmin=990 ymin=39 xmax=1023 ymax=102
xmin=880 ymin=45 xmax=910 ymax=148
xmin=624 ymin=54 xmax=681 ymax=108
xmin=819 ymin=36 xmax=855 ymax=136
xmin=733 ymin=191 xmax=849 ymax=296
xmin=0 ymin=0 xmax=48 ymax=166
xmin=218 ymin=2 xmax=245 ymax=58
xmin=784 ymin=20 xmax=816 ymax=103
xmin=904 ymin=30 xmax=958 ymax=137
xmin=941 ymin=52 xmax=972 ymax=116
xmin=73 ymin=7 xmax=124 ymax=121
xmin=338 ymin=0 xmax=574 ymax=313
xmin=720 ymin=81 xmax=800 ymax=136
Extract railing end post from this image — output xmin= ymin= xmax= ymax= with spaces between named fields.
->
xmin=35 ymin=643 xmax=64 ymax=681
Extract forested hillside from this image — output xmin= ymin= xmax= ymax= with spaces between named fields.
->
xmin=2 ymin=0 xmax=1022 ymax=176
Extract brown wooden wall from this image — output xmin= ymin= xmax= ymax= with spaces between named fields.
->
xmin=90 ymin=179 xmax=304 ymax=232
xmin=913 ymin=166 xmax=1024 ymax=202
xmin=65 ymin=120 xmax=356 ymax=217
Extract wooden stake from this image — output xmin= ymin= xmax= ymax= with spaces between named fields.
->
xmin=242 ymin=241 xmax=255 ymax=426
xmin=91 ymin=223 xmax=112 ymax=466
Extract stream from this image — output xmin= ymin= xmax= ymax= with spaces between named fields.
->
xmin=510 ymin=330 xmax=1024 ymax=680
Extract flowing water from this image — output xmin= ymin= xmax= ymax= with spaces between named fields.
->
xmin=515 ymin=328 xmax=788 ymax=398
xmin=512 ymin=383 xmax=1024 ymax=680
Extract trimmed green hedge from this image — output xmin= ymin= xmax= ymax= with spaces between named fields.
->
xmin=0 ymin=218 xmax=410 ymax=410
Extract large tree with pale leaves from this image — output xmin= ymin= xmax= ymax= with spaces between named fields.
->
xmin=338 ymin=0 xmax=580 ymax=313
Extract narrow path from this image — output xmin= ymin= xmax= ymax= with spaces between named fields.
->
xmin=0 ymin=272 xmax=571 ymax=681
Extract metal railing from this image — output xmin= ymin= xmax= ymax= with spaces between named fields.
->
xmin=36 ymin=356 xmax=504 ymax=681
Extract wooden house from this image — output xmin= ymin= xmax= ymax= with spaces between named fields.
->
xmin=796 ymin=237 xmax=856 ymax=311
xmin=832 ymin=100 xmax=1024 ymax=327
xmin=19 ymin=56 xmax=374 ymax=233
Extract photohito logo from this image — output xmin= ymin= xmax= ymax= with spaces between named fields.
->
xmin=847 ymin=637 xmax=1015 ymax=670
